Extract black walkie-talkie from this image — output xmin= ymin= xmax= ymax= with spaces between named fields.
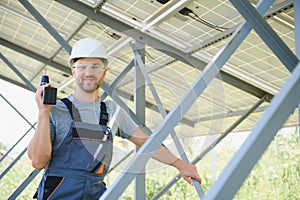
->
xmin=40 ymin=71 xmax=57 ymax=105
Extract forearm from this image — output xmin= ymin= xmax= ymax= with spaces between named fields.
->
xmin=28 ymin=111 xmax=52 ymax=169
xmin=128 ymin=128 xmax=180 ymax=167
xmin=152 ymin=145 xmax=179 ymax=166
xmin=128 ymin=128 xmax=201 ymax=184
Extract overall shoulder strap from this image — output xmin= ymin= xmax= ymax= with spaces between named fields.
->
xmin=60 ymin=98 xmax=81 ymax=121
xmin=100 ymin=102 xmax=108 ymax=126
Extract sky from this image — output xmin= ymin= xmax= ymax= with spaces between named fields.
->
xmin=0 ymin=79 xmax=37 ymax=153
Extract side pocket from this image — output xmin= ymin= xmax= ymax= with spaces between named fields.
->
xmin=43 ymin=176 xmax=64 ymax=200
xmin=97 ymin=182 xmax=107 ymax=198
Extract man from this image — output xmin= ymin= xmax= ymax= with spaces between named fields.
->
xmin=28 ymin=38 xmax=201 ymax=199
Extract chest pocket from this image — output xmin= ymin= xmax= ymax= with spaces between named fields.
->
xmin=58 ymin=98 xmax=113 ymax=174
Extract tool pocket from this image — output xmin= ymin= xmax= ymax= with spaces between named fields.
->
xmin=43 ymin=176 xmax=64 ymax=200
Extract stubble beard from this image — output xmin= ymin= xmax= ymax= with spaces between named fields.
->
xmin=77 ymin=78 xmax=100 ymax=93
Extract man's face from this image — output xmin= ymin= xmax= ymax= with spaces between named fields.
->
xmin=71 ymin=58 xmax=107 ymax=93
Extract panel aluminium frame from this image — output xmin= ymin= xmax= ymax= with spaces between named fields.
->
xmin=55 ymin=0 xmax=274 ymax=102
xmin=18 ymin=0 xmax=72 ymax=54
xmin=230 ymin=0 xmax=298 ymax=72
xmin=100 ymin=0 xmax=276 ymax=199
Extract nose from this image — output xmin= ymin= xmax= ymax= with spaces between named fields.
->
xmin=84 ymin=66 xmax=94 ymax=73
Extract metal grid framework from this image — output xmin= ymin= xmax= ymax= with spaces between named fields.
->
xmin=0 ymin=0 xmax=299 ymax=199
xmin=1 ymin=0 xmax=298 ymax=136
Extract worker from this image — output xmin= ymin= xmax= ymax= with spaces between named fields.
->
xmin=28 ymin=38 xmax=202 ymax=199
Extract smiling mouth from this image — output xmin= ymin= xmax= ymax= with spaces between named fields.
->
xmin=84 ymin=77 xmax=96 ymax=81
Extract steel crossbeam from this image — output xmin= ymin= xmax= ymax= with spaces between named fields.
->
xmin=2 ymin=0 xmax=298 ymax=199
xmin=294 ymin=0 xmax=300 ymax=139
xmin=131 ymin=43 xmax=205 ymax=198
xmin=100 ymin=0 xmax=275 ymax=198
xmin=0 ymin=53 xmax=36 ymax=91
xmin=230 ymin=0 xmax=298 ymax=72
xmin=202 ymin=0 xmax=300 ymax=199
xmin=152 ymin=95 xmax=267 ymax=199
xmin=19 ymin=0 xmax=72 ymax=54
xmin=205 ymin=61 xmax=300 ymax=200
xmin=133 ymin=41 xmax=146 ymax=199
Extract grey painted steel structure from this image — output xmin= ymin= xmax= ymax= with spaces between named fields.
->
xmin=131 ymin=42 xmax=205 ymax=198
xmin=0 ymin=53 xmax=36 ymax=91
xmin=8 ymin=169 xmax=40 ymax=200
xmin=19 ymin=0 xmax=72 ymax=54
xmin=133 ymin=41 xmax=146 ymax=199
xmin=1 ymin=0 xmax=298 ymax=199
xmin=152 ymin=94 xmax=267 ymax=199
xmin=205 ymin=54 xmax=300 ymax=198
xmin=1 ymin=37 xmax=196 ymax=127
xmin=100 ymin=0 xmax=277 ymax=198
xmin=204 ymin=0 xmax=300 ymax=199
xmin=295 ymin=0 xmax=300 ymax=139
xmin=55 ymin=0 xmax=275 ymax=102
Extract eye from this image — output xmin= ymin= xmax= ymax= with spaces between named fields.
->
xmin=92 ymin=65 xmax=101 ymax=69
xmin=79 ymin=65 xmax=87 ymax=70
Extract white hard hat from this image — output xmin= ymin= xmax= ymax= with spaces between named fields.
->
xmin=69 ymin=38 xmax=108 ymax=61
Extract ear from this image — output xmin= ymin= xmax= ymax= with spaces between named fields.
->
xmin=71 ymin=67 xmax=76 ymax=76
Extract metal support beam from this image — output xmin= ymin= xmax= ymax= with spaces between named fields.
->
xmin=152 ymin=94 xmax=267 ymax=199
xmin=100 ymin=59 xmax=134 ymax=101
xmin=133 ymin=41 xmax=146 ymax=199
xmin=295 ymin=0 xmax=300 ymax=139
xmin=131 ymin=42 xmax=205 ymax=198
xmin=0 ymin=147 xmax=27 ymax=180
xmin=203 ymin=3 xmax=300 ymax=196
xmin=186 ymin=0 xmax=294 ymax=53
xmin=0 ymin=38 xmax=71 ymax=76
xmin=8 ymin=169 xmax=40 ymax=200
xmin=101 ymin=82 xmax=150 ymax=135
xmin=0 ymin=124 xmax=36 ymax=163
xmin=0 ymin=93 xmax=36 ymax=163
xmin=100 ymin=0 xmax=274 ymax=198
xmin=230 ymin=0 xmax=298 ymax=72
xmin=0 ymin=53 xmax=36 ymax=91
xmin=204 ymin=62 xmax=300 ymax=199
xmin=107 ymin=150 xmax=134 ymax=174
xmin=55 ymin=0 xmax=274 ymax=101
xmin=19 ymin=0 xmax=72 ymax=54
xmin=0 ymin=49 xmax=192 ymax=127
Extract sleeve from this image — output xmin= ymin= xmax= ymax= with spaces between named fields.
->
xmin=106 ymin=100 xmax=139 ymax=138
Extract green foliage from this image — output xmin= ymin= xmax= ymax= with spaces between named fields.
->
xmin=0 ymin=155 xmax=42 ymax=200
xmin=0 ymin=128 xmax=299 ymax=199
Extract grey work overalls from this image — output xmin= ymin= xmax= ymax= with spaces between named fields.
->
xmin=35 ymin=98 xmax=113 ymax=200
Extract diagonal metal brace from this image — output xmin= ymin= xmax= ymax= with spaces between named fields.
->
xmin=230 ymin=0 xmax=298 ymax=72
xmin=131 ymin=42 xmax=205 ymax=198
